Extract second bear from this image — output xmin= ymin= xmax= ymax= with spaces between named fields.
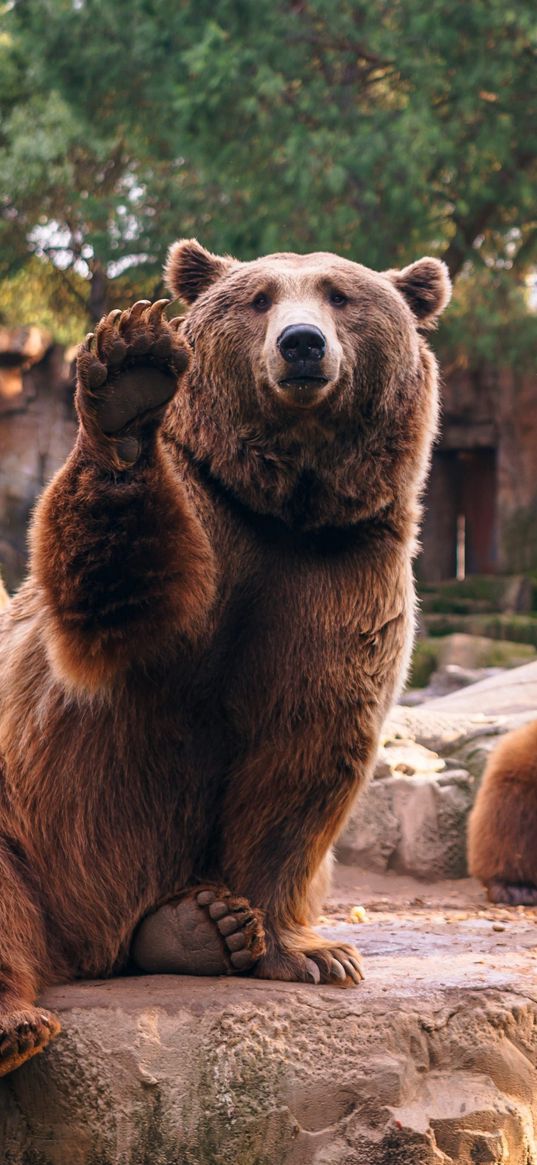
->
xmin=468 ymin=719 xmax=537 ymax=905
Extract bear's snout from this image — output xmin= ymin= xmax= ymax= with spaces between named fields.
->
xmin=273 ymin=322 xmax=333 ymax=410
xmin=260 ymin=289 xmax=343 ymax=412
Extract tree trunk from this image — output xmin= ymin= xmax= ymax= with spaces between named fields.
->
xmin=88 ymin=261 xmax=108 ymax=325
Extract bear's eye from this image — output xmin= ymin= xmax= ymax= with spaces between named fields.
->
xmin=329 ymin=290 xmax=348 ymax=307
xmin=251 ymin=293 xmax=271 ymax=312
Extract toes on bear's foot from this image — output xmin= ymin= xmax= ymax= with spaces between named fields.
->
xmin=76 ymin=300 xmax=190 ymax=438
xmin=195 ymin=888 xmax=266 ymax=970
xmin=0 ymin=1007 xmax=61 ymax=1077
xmin=304 ymin=945 xmax=364 ymax=987
xmin=255 ymin=942 xmax=364 ymax=987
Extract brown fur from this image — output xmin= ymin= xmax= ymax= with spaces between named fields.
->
xmin=467 ymin=720 xmax=537 ymax=904
xmin=0 ymin=243 xmax=449 ymax=1059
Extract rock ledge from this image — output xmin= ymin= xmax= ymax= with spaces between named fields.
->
xmin=1 ymin=900 xmax=537 ymax=1165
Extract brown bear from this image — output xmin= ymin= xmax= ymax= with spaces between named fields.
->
xmin=0 ymin=240 xmax=450 ymax=1076
xmin=468 ymin=719 xmax=537 ymax=905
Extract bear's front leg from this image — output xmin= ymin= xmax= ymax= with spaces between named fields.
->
xmin=220 ymin=727 xmax=375 ymax=988
xmin=31 ymin=302 xmax=216 ymax=692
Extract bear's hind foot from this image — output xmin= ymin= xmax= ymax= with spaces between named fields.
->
xmin=132 ymin=885 xmax=266 ymax=976
xmin=0 ymin=1006 xmax=61 ymax=1077
xmin=486 ymin=879 xmax=537 ymax=906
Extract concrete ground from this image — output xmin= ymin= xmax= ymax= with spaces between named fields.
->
xmin=325 ymin=864 xmax=537 ymax=996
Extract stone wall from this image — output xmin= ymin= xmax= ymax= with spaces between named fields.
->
xmin=419 ymin=365 xmax=537 ymax=581
xmin=0 ymin=328 xmax=76 ymax=590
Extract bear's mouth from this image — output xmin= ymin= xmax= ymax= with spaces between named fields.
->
xmin=276 ymin=375 xmax=330 ymax=409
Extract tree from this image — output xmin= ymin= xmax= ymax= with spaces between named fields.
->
xmin=169 ymin=0 xmax=537 ymax=276
xmin=1 ymin=0 xmax=536 ymax=336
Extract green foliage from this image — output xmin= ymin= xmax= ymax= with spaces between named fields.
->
xmin=0 ymin=257 xmax=87 ymax=345
xmin=435 ymin=267 xmax=537 ymax=372
xmin=408 ymin=632 xmax=536 ymax=687
xmin=419 ymin=575 xmax=524 ymax=613
xmin=1 ymin=0 xmax=536 ymax=346
xmin=0 ymin=255 xmax=174 ymax=345
xmin=424 ymin=612 xmax=537 ymax=647
xmin=502 ymin=503 xmax=537 ymax=572
xmin=408 ymin=639 xmax=439 ymax=688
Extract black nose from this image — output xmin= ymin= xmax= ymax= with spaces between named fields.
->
xmin=277 ymin=324 xmax=326 ymax=364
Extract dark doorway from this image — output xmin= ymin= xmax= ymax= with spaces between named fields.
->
xmin=419 ymin=448 xmax=497 ymax=581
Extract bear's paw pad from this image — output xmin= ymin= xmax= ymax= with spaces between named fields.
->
xmin=76 ymin=300 xmax=189 ymax=436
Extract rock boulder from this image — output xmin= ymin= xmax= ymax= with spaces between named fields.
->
xmin=1 ymin=901 xmax=537 ymax=1165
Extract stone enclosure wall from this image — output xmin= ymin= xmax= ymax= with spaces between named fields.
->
xmin=0 ymin=327 xmax=76 ymax=590
xmin=420 ymin=365 xmax=537 ymax=580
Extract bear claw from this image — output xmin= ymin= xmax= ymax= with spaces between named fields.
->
xmin=255 ymin=942 xmax=364 ymax=988
xmin=127 ymin=299 xmax=152 ymax=322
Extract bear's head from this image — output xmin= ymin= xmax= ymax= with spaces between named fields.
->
xmin=165 ymin=240 xmax=451 ymax=530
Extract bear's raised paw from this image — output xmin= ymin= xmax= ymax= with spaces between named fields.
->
xmin=76 ymin=300 xmax=190 ymax=463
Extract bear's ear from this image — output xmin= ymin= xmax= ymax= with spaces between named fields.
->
xmin=165 ymin=239 xmax=232 ymax=304
xmin=388 ymin=257 xmax=451 ymax=326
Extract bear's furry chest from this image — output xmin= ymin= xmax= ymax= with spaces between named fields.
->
xmin=187 ymin=527 xmax=413 ymax=742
